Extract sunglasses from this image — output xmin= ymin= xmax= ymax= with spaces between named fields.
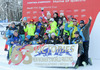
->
xmin=73 ymin=21 xmax=77 ymax=22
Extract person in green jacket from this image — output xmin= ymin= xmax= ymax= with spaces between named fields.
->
xmin=24 ymin=19 xmax=36 ymax=38
xmin=48 ymin=18 xmax=60 ymax=36
xmin=67 ymin=15 xmax=73 ymax=27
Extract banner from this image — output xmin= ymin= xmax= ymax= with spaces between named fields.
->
xmin=9 ymin=44 xmax=78 ymax=67
xmin=23 ymin=0 xmax=100 ymax=33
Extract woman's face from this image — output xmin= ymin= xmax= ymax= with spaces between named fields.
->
xmin=30 ymin=21 xmax=33 ymax=24
xmin=35 ymin=35 xmax=38 ymax=38
xmin=12 ymin=24 xmax=15 ymax=28
xmin=49 ymin=21 xmax=53 ymax=24
xmin=51 ymin=35 xmax=55 ymax=39
xmin=75 ymin=34 xmax=79 ymax=38
xmin=14 ymin=32 xmax=18 ymax=37
xmin=47 ymin=15 xmax=51 ymax=19
xmin=58 ymin=21 xmax=62 ymax=24
xmin=59 ymin=38 xmax=63 ymax=42
xmin=53 ymin=13 xmax=57 ymax=18
xmin=44 ymin=35 xmax=48 ymax=38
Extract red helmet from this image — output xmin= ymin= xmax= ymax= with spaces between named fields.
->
xmin=44 ymin=33 xmax=48 ymax=36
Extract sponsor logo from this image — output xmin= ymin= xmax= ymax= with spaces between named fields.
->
xmin=27 ymin=7 xmax=33 ymax=10
xmin=81 ymin=9 xmax=86 ymax=12
xmin=81 ymin=14 xmax=86 ymax=18
xmin=33 ymin=11 xmax=37 ymax=14
xmin=74 ymin=15 xmax=79 ymax=18
xmin=74 ymin=9 xmax=79 ymax=12
xmin=0 ymin=31 xmax=5 ymax=35
xmin=53 ymin=0 xmax=64 ymax=3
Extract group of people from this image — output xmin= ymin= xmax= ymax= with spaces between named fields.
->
xmin=4 ymin=9 xmax=92 ymax=69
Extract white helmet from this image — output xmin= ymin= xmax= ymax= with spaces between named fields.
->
xmin=47 ymin=12 xmax=51 ymax=16
xmin=49 ymin=18 xmax=54 ymax=22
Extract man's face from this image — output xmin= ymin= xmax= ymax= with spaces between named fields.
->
xmin=59 ymin=38 xmax=63 ymax=42
xmin=58 ymin=21 xmax=62 ymax=24
xmin=73 ymin=21 xmax=77 ymax=26
xmin=75 ymin=34 xmax=79 ymax=38
xmin=68 ymin=18 xmax=72 ymax=21
xmin=14 ymin=32 xmax=18 ymax=37
xmin=30 ymin=21 xmax=33 ymax=24
xmin=35 ymin=35 xmax=38 ymax=38
xmin=67 ymin=21 xmax=70 ymax=24
xmin=51 ymin=35 xmax=55 ymax=39
xmin=39 ymin=19 xmax=42 ymax=22
xmin=80 ymin=23 xmax=84 ymax=27
xmin=12 ymin=24 xmax=15 ymax=28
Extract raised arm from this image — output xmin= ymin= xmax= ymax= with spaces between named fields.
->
xmin=85 ymin=16 xmax=92 ymax=29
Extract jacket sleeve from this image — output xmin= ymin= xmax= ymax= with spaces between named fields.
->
xmin=85 ymin=19 xmax=92 ymax=29
xmin=16 ymin=23 xmax=20 ymax=27
xmin=33 ymin=25 xmax=36 ymax=33
xmin=6 ymin=30 xmax=12 ymax=38
xmin=40 ymin=25 xmax=45 ymax=36
xmin=49 ymin=25 xmax=56 ymax=33
xmin=6 ymin=39 xmax=11 ymax=45
xmin=65 ymin=23 xmax=71 ymax=31
xmin=42 ymin=11 xmax=48 ymax=21
xmin=78 ymin=42 xmax=84 ymax=55
xmin=6 ymin=26 xmax=9 ymax=30
xmin=19 ymin=36 xmax=23 ymax=44
xmin=24 ymin=25 xmax=28 ymax=32
xmin=6 ymin=36 xmax=14 ymax=45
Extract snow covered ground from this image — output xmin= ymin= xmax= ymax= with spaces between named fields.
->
xmin=0 ymin=39 xmax=100 ymax=70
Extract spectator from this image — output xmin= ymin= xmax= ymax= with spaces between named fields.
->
xmin=48 ymin=18 xmax=58 ymax=36
xmin=79 ymin=17 xmax=92 ymax=65
xmin=53 ymin=12 xmax=59 ymax=25
xmin=16 ymin=21 xmax=26 ymax=41
xmin=65 ymin=18 xmax=80 ymax=39
xmin=6 ymin=31 xmax=22 ymax=60
xmin=36 ymin=17 xmax=46 ymax=37
xmin=32 ymin=32 xmax=39 ymax=45
xmin=58 ymin=36 xmax=65 ymax=44
xmin=60 ymin=13 xmax=67 ymax=23
xmin=58 ymin=18 xmax=64 ymax=37
xmin=24 ymin=19 xmax=36 ymax=40
xmin=23 ymin=17 xmax=28 ymax=27
xmin=67 ymin=15 xmax=73 ymax=27
xmin=70 ymin=31 xmax=84 ymax=69
xmin=6 ymin=24 xmax=11 ymax=30
xmin=23 ymin=35 xmax=31 ymax=45
xmin=41 ymin=8 xmax=51 ymax=23
xmin=43 ymin=33 xmax=49 ymax=44
xmin=48 ymin=33 xmax=59 ymax=44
